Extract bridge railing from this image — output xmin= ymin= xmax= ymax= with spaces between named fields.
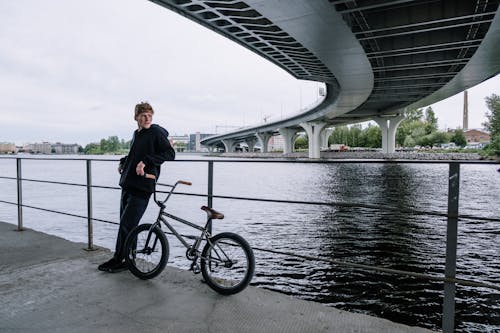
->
xmin=0 ymin=156 xmax=499 ymax=333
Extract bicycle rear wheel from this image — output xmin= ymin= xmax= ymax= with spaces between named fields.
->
xmin=201 ymin=232 xmax=255 ymax=295
xmin=125 ymin=223 xmax=169 ymax=280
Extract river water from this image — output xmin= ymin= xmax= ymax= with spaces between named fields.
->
xmin=0 ymin=154 xmax=498 ymax=332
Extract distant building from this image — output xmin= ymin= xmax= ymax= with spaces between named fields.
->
xmin=52 ymin=143 xmax=80 ymax=154
xmin=170 ymin=135 xmax=189 ymax=152
xmin=188 ymin=132 xmax=214 ymax=152
xmin=23 ymin=142 xmax=80 ymax=154
xmin=268 ymin=135 xmax=284 ymax=152
xmin=0 ymin=142 xmax=16 ymax=154
xmin=25 ymin=142 xmax=52 ymax=154
xmin=464 ymin=129 xmax=490 ymax=143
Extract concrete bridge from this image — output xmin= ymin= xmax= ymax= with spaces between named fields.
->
xmin=150 ymin=0 xmax=500 ymax=158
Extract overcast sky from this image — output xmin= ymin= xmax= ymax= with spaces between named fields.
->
xmin=1 ymin=0 xmax=499 ymax=146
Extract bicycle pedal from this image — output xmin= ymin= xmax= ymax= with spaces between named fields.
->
xmin=190 ymin=261 xmax=201 ymax=274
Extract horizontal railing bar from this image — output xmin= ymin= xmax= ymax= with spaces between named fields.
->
xmin=16 ymin=178 xmax=85 ymax=187
xmin=0 ymin=199 xmax=89 ymax=221
xmin=251 ymin=246 xmax=500 ymax=291
xmin=1 ymin=157 xmax=499 ymax=165
xmin=0 ymin=199 xmax=119 ymax=226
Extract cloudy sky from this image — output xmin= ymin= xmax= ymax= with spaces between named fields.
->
xmin=1 ymin=0 xmax=498 ymax=146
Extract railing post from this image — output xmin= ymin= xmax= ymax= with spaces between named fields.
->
xmin=16 ymin=158 xmax=23 ymax=231
xmin=442 ymin=162 xmax=460 ymax=333
xmin=85 ymin=159 xmax=94 ymax=250
xmin=207 ymin=161 xmax=214 ymax=233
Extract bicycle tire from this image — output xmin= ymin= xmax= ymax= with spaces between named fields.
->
xmin=201 ymin=232 xmax=255 ymax=295
xmin=124 ymin=223 xmax=169 ymax=280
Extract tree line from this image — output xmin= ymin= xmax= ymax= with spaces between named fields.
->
xmin=296 ymin=93 xmax=500 ymax=157
xmin=83 ymin=136 xmax=131 ymax=154
xmin=294 ymin=107 xmax=466 ymax=150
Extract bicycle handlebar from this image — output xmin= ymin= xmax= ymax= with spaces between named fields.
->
xmin=153 ymin=178 xmax=192 ymax=206
xmin=144 ymin=174 xmax=191 ymax=186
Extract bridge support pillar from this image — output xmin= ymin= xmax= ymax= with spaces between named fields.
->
xmin=278 ymin=128 xmax=299 ymax=154
xmin=374 ymin=115 xmax=405 ymax=153
xmin=256 ymin=132 xmax=272 ymax=153
xmin=221 ymin=139 xmax=237 ymax=153
xmin=245 ymin=137 xmax=257 ymax=152
xmin=321 ymin=128 xmax=334 ymax=150
xmin=300 ymin=122 xmax=328 ymax=159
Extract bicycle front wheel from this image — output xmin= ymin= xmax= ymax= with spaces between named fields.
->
xmin=201 ymin=232 xmax=255 ymax=295
xmin=125 ymin=223 xmax=169 ymax=280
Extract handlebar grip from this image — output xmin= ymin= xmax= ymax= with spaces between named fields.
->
xmin=178 ymin=180 xmax=192 ymax=186
xmin=144 ymin=173 xmax=156 ymax=180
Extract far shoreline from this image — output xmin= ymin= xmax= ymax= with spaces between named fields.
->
xmin=204 ymin=151 xmax=497 ymax=161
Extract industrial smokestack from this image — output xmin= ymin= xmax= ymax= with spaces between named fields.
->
xmin=463 ymin=90 xmax=468 ymax=131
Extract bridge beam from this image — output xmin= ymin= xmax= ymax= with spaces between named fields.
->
xmin=256 ymin=132 xmax=273 ymax=153
xmin=373 ymin=115 xmax=406 ymax=153
xmin=221 ymin=139 xmax=237 ymax=153
xmin=300 ymin=122 xmax=328 ymax=159
xmin=278 ymin=128 xmax=300 ymax=154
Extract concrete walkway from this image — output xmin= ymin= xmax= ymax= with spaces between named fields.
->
xmin=0 ymin=221 xmax=435 ymax=333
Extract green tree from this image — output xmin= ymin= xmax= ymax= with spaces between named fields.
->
xmin=84 ymin=143 xmax=101 ymax=154
xmin=329 ymin=126 xmax=349 ymax=145
xmin=395 ymin=106 xmax=444 ymax=148
xmin=424 ymin=106 xmax=438 ymax=134
xmin=294 ymin=136 xmax=308 ymax=150
xmin=396 ymin=107 xmax=425 ymax=146
xmin=100 ymin=138 xmax=109 ymax=152
xmin=107 ymin=136 xmax=120 ymax=152
xmin=431 ymin=131 xmax=450 ymax=146
xmin=397 ymin=120 xmax=427 ymax=146
xmin=483 ymin=94 xmax=500 ymax=136
xmin=405 ymin=107 xmax=424 ymax=122
xmin=365 ymin=124 xmax=382 ymax=148
xmin=484 ymin=134 xmax=500 ymax=155
xmin=450 ymin=129 xmax=467 ymax=147
xmin=349 ymin=125 xmax=363 ymax=147
xmin=482 ymin=94 xmax=500 ymax=155
xmin=403 ymin=135 xmax=416 ymax=148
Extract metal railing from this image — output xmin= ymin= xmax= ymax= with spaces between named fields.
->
xmin=0 ymin=156 xmax=499 ymax=333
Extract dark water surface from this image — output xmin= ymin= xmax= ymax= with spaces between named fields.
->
xmin=0 ymin=155 xmax=498 ymax=332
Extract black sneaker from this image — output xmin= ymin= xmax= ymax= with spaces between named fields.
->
xmin=98 ymin=258 xmax=128 ymax=273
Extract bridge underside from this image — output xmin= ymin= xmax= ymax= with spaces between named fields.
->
xmin=150 ymin=0 xmax=500 ymax=156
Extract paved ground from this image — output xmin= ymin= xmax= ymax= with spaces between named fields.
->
xmin=0 ymin=221 xmax=435 ymax=333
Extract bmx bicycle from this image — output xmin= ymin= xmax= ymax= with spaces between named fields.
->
xmin=124 ymin=177 xmax=255 ymax=295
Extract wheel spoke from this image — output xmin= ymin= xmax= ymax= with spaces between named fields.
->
xmin=125 ymin=224 xmax=169 ymax=280
xmin=201 ymin=233 xmax=254 ymax=294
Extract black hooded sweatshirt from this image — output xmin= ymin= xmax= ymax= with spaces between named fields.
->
xmin=119 ymin=124 xmax=175 ymax=197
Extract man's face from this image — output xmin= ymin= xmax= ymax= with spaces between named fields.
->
xmin=135 ymin=112 xmax=153 ymax=130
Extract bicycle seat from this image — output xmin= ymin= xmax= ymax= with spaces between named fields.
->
xmin=201 ymin=206 xmax=224 ymax=220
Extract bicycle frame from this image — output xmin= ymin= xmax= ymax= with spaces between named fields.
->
xmin=150 ymin=180 xmax=213 ymax=256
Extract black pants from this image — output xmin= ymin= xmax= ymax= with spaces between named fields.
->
xmin=114 ymin=190 xmax=150 ymax=261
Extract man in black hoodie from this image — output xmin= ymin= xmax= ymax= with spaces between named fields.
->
xmin=98 ymin=102 xmax=175 ymax=273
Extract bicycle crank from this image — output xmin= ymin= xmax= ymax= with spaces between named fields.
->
xmin=190 ymin=259 xmax=201 ymax=274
